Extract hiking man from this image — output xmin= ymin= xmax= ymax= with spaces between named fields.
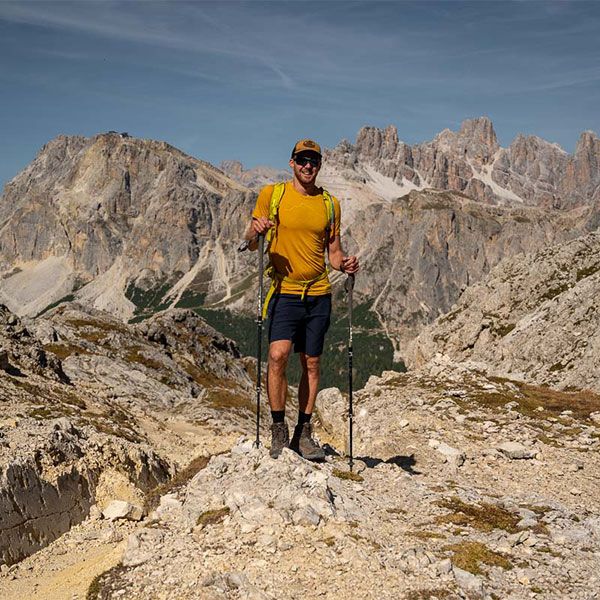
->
xmin=245 ymin=139 xmax=359 ymax=460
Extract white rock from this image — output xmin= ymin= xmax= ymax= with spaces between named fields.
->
xmin=160 ymin=494 xmax=183 ymax=510
xmin=435 ymin=441 xmax=465 ymax=466
xmin=453 ymin=566 xmax=484 ymax=595
xmin=436 ymin=558 xmax=453 ymax=574
xmin=517 ymin=518 xmax=538 ymax=528
xmin=231 ymin=438 xmax=256 ymax=455
xmin=508 ymin=530 xmax=530 ymax=547
xmin=292 ymin=506 xmax=320 ymax=527
xmin=102 ymin=500 xmax=143 ymax=521
xmin=497 ymin=442 xmax=536 ymax=459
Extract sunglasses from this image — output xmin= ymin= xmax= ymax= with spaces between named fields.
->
xmin=294 ymin=155 xmax=321 ymax=168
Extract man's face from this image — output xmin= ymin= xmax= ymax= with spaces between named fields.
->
xmin=289 ymin=152 xmax=321 ymax=186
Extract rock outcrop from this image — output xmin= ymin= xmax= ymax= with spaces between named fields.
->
xmin=0 ymin=301 xmax=260 ymax=567
xmin=0 ymin=417 xmax=168 ymax=566
xmin=406 ymin=230 xmax=600 ymax=392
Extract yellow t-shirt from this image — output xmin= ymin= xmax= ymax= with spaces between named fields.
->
xmin=252 ymin=182 xmax=341 ymax=296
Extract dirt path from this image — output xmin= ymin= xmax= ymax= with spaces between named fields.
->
xmin=0 ymin=530 xmax=126 ymax=600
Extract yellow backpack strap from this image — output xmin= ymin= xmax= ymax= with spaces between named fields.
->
xmin=266 ymin=182 xmax=286 ymax=250
xmin=322 ymin=189 xmax=335 ymax=244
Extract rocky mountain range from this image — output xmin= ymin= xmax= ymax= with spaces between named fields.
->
xmin=0 ymin=133 xmax=255 ymax=320
xmin=1 ymin=118 xmax=600 ymax=366
xmin=218 ymin=160 xmax=290 ymax=189
xmin=325 ymin=117 xmax=600 ymax=210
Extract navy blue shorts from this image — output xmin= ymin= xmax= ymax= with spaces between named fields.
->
xmin=267 ymin=294 xmax=332 ymax=356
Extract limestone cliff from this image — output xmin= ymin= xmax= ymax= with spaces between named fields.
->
xmin=0 ymin=133 xmax=255 ymax=318
xmin=343 ymin=189 xmax=588 ymax=352
xmin=406 ymin=230 xmax=600 ymax=392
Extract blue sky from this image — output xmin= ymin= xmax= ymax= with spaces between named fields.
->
xmin=1 ymin=1 xmax=599 ymax=189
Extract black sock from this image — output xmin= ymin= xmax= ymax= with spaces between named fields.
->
xmin=297 ymin=411 xmax=312 ymax=425
xmin=271 ymin=410 xmax=285 ymax=424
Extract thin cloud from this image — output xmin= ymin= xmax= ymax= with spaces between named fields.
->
xmin=0 ymin=1 xmax=296 ymax=89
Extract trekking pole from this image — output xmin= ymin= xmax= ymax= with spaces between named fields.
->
xmin=238 ymin=234 xmax=264 ymax=447
xmin=254 ymin=234 xmax=265 ymax=448
xmin=345 ymin=273 xmax=355 ymax=471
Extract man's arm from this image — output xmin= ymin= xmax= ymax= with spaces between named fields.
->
xmin=328 ymin=234 xmax=359 ymax=274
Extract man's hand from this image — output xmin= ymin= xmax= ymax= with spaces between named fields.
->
xmin=251 ymin=216 xmax=275 ymax=236
xmin=245 ymin=217 xmax=275 ymax=251
xmin=340 ymin=256 xmax=359 ymax=274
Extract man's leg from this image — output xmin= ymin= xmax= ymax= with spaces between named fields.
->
xmin=291 ymin=352 xmax=325 ymax=460
xmin=297 ymin=353 xmax=321 ymax=414
xmin=289 ymin=295 xmax=330 ymax=460
xmin=267 ymin=339 xmax=292 ymax=458
xmin=267 ymin=339 xmax=293 ymax=410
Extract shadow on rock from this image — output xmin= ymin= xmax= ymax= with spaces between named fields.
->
xmin=357 ymin=453 xmax=420 ymax=475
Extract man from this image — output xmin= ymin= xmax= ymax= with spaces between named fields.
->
xmin=246 ymin=139 xmax=359 ymax=460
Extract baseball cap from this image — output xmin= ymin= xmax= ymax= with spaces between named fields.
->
xmin=291 ymin=139 xmax=322 ymax=158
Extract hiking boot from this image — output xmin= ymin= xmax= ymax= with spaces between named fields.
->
xmin=290 ymin=423 xmax=325 ymax=460
xmin=269 ymin=422 xmax=289 ymax=459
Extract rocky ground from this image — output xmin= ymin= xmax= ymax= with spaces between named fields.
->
xmin=2 ymin=354 xmax=600 ymax=599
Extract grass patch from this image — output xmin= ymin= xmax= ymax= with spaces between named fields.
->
xmin=386 ymin=507 xmax=407 ymax=515
xmin=406 ymin=589 xmax=454 ymax=600
xmin=66 ymin=317 xmax=128 ymax=334
xmin=86 ymin=563 xmax=130 ymax=600
xmin=406 ymin=530 xmax=446 ymax=540
xmin=576 ymin=264 xmax=600 ymax=281
xmin=144 ymin=455 xmax=210 ymax=512
xmin=177 ymin=356 xmax=236 ymax=390
xmin=444 ymin=541 xmax=513 ymax=575
xmin=197 ymin=506 xmax=230 ymax=527
xmin=44 ymin=343 xmax=91 ymax=360
xmin=470 ymin=378 xmax=600 ymax=423
xmin=538 ymin=546 xmax=563 ymax=558
xmin=332 ymin=468 xmax=364 ymax=482
xmin=206 ymin=389 xmax=254 ymax=412
xmin=435 ymin=497 xmax=521 ymax=533
xmin=495 ymin=323 xmax=516 ymax=337
xmin=519 ymin=504 xmax=552 ymax=516
xmin=36 ymin=294 xmax=75 ymax=318
xmin=125 ymin=347 xmax=165 ymax=371
xmin=28 ymin=406 xmax=72 ymax=420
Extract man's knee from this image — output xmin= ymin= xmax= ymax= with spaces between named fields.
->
xmin=302 ymin=355 xmax=321 ymax=376
xmin=269 ymin=344 xmax=291 ymax=369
